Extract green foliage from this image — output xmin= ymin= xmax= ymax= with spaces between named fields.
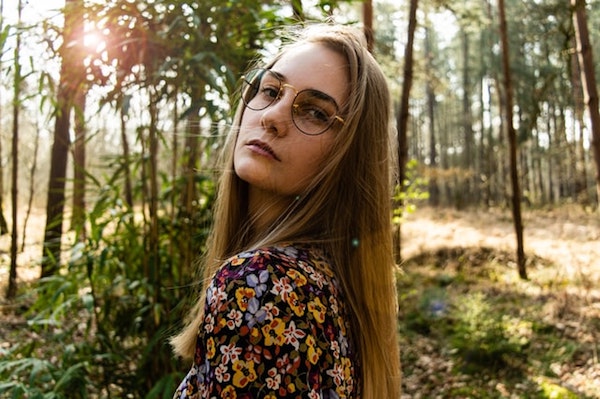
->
xmin=0 ymin=166 xmax=215 ymax=397
xmin=393 ymin=159 xmax=429 ymax=225
xmin=537 ymin=377 xmax=580 ymax=399
xmin=397 ymin=248 xmax=596 ymax=397
xmin=450 ymin=292 xmax=530 ymax=371
xmin=0 ymin=275 xmax=94 ymax=398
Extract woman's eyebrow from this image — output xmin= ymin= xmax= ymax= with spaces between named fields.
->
xmin=269 ymin=70 xmax=286 ymax=81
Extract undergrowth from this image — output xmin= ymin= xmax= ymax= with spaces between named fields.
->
xmin=397 ymin=246 xmax=599 ymax=398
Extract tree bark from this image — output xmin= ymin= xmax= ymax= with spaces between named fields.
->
xmin=424 ymin=26 xmax=439 ymax=206
xmin=570 ymin=35 xmax=590 ymax=204
xmin=7 ymin=0 xmax=23 ymax=299
xmin=71 ymin=89 xmax=86 ymax=239
xmin=363 ymin=0 xmax=374 ymax=53
xmin=41 ymin=0 xmax=84 ymax=277
xmin=0 ymin=0 xmax=9 ymax=237
xmin=21 ymin=121 xmax=41 ymax=253
xmin=120 ymin=95 xmax=133 ymax=208
xmin=461 ymin=29 xmax=474 ymax=205
xmin=498 ymin=0 xmax=527 ymax=279
xmin=395 ymin=0 xmax=419 ymax=261
xmin=572 ymin=0 xmax=600 ymax=208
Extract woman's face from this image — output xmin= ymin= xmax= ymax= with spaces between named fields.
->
xmin=234 ymin=42 xmax=349 ymax=200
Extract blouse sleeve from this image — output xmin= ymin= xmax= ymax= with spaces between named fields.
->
xmin=174 ymin=248 xmax=356 ymax=399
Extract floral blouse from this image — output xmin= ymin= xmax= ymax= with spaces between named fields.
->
xmin=173 ymin=244 xmax=358 ymax=399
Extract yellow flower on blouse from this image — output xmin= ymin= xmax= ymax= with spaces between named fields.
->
xmin=206 ymin=337 xmax=216 ymax=359
xmin=261 ymin=318 xmax=286 ymax=346
xmin=286 ymin=268 xmax=308 ymax=286
xmin=221 ymin=385 xmax=237 ymax=399
xmin=232 ymin=359 xmax=257 ymax=388
xmin=235 ymin=287 xmax=255 ymax=311
xmin=308 ymin=297 xmax=326 ymax=324
xmin=306 ymin=334 xmax=322 ymax=365
xmin=286 ymin=292 xmax=305 ymax=316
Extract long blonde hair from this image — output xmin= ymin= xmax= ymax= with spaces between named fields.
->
xmin=171 ymin=24 xmax=401 ymax=399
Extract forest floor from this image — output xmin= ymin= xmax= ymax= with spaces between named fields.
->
xmin=1 ymin=205 xmax=599 ymax=398
xmin=398 ymin=205 xmax=600 ymax=398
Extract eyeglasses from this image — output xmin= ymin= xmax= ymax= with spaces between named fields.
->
xmin=241 ymin=68 xmax=345 ymax=136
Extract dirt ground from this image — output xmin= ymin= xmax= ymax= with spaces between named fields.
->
xmin=400 ymin=205 xmax=600 ymax=282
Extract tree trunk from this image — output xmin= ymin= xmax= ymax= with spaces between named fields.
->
xmin=21 ymin=120 xmax=41 ymax=253
xmin=7 ymin=0 xmax=23 ymax=299
xmin=395 ymin=0 xmax=419 ymax=261
xmin=424 ymin=26 xmax=439 ymax=206
xmin=41 ymin=0 xmax=84 ymax=277
xmin=461 ymin=30 xmax=473 ymax=200
xmin=71 ymin=89 xmax=86 ymax=239
xmin=120 ymin=95 xmax=133 ymax=208
xmin=179 ymin=102 xmax=201 ymax=278
xmin=572 ymin=0 xmax=600 ymax=208
xmin=498 ymin=0 xmax=527 ymax=279
xmin=148 ymin=94 xmax=160 ymax=303
xmin=570 ymin=35 xmax=590 ymax=204
xmin=363 ymin=0 xmax=374 ymax=53
xmin=0 ymin=0 xmax=9 ymax=237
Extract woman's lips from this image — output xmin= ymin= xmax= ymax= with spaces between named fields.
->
xmin=246 ymin=139 xmax=281 ymax=161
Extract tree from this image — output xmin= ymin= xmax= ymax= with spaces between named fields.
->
xmin=498 ymin=0 xmax=527 ymax=279
xmin=41 ymin=0 xmax=86 ymax=277
xmin=0 ymin=0 xmax=9 ymax=237
xmin=6 ymin=0 xmax=22 ymax=299
xmin=572 ymin=0 xmax=600 ymax=208
xmin=70 ymin=89 xmax=86 ymax=238
xmin=395 ymin=0 xmax=419 ymax=260
xmin=363 ymin=0 xmax=374 ymax=53
xmin=424 ymin=24 xmax=440 ymax=206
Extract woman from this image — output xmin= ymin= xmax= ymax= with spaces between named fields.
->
xmin=171 ymin=24 xmax=401 ymax=399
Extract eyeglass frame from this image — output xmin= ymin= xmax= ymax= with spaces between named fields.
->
xmin=240 ymin=68 xmax=346 ymax=136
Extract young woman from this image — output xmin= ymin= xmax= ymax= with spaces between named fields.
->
xmin=171 ymin=24 xmax=401 ymax=399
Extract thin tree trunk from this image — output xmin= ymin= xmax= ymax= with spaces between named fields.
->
xmin=71 ymin=89 xmax=86 ymax=239
xmin=498 ymin=0 xmax=527 ymax=279
xmin=120 ymin=95 xmax=133 ymax=208
xmin=461 ymin=29 xmax=474 ymax=204
xmin=572 ymin=0 xmax=600 ymax=208
xmin=0 ymin=0 xmax=9 ymax=237
xmin=424 ymin=26 xmax=439 ymax=206
xmin=179 ymin=102 xmax=201 ymax=277
xmin=395 ymin=0 xmax=419 ymax=261
xmin=7 ymin=0 xmax=23 ymax=299
xmin=363 ymin=0 xmax=374 ymax=53
xmin=170 ymin=94 xmax=179 ymax=286
xmin=570 ymin=36 xmax=590 ymax=203
xmin=21 ymin=120 xmax=41 ymax=253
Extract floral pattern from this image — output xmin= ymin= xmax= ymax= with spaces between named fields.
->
xmin=173 ymin=244 xmax=358 ymax=399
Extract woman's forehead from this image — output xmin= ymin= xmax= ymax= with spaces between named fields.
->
xmin=270 ymin=43 xmax=350 ymax=102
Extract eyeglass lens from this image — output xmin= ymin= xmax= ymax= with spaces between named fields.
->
xmin=241 ymin=69 xmax=341 ymax=135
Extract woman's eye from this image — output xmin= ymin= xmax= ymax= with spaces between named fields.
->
xmin=260 ymin=85 xmax=280 ymax=99
xmin=308 ymin=107 xmax=329 ymax=122
xmin=296 ymin=103 xmax=330 ymax=123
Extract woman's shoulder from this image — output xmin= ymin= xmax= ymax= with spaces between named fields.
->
xmin=212 ymin=243 xmax=336 ymax=290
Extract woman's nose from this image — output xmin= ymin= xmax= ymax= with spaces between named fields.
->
xmin=260 ymin=90 xmax=296 ymax=136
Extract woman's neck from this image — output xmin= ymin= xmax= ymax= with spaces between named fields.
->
xmin=248 ymin=187 xmax=294 ymax=233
